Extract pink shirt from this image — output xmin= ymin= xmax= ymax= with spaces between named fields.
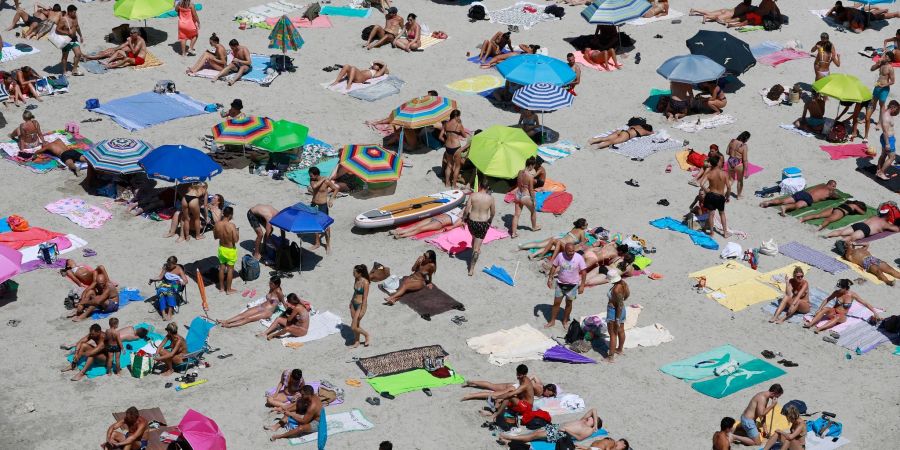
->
xmin=553 ymin=253 xmax=586 ymax=285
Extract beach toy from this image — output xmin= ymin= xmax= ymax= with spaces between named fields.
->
xmin=175 ymin=379 xmax=207 ymax=391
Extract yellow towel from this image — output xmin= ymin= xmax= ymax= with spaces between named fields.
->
xmin=734 ymin=403 xmax=790 ymax=439
xmin=446 ymin=75 xmax=504 ymax=94
xmin=712 ymin=279 xmax=781 ymax=311
xmin=755 ymin=263 xmax=812 ymax=292
xmin=418 ymin=35 xmax=446 ymax=50
xmin=689 ymin=262 xmax=758 ymax=291
xmin=133 ymin=51 xmax=163 ymax=70
xmin=674 ymin=149 xmax=692 ymax=171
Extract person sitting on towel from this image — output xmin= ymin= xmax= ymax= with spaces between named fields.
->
xmin=364 ymin=7 xmax=403 ymax=50
xmin=384 ymin=250 xmax=437 ymax=304
xmin=498 ymin=409 xmax=602 ymax=446
xmin=480 ymin=43 xmax=540 ymax=68
xmin=565 ymin=53 xmax=581 ymax=94
xmin=392 ymin=13 xmax=421 ymax=52
xmin=211 ymin=38 xmax=252 ymax=86
xmin=68 ymin=273 xmax=119 ymax=322
xmin=259 ymin=294 xmax=311 ymax=340
xmin=82 ymin=28 xmax=146 ymax=69
xmin=578 ymin=437 xmax=631 ymax=450
xmin=732 ymin=384 xmax=783 ymax=446
xmin=267 ymin=385 xmax=322 ymax=441
xmin=266 ymin=368 xmax=306 ymax=410
xmin=187 ymin=33 xmax=227 ymax=76
xmin=758 ymin=180 xmax=840 ymax=216
xmin=588 ymin=117 xmax=653 ymax=149
xmin=8 ymin=4 xmax=61 ymax=40
xmin=477 ymin=31 xmax=513 ymax=64
xmin=825 ymin=214 xmax=899 ymax=243
xmin=793 ymin=92 xmax=827 ymax=134
xmin=769 ymin=266 xmax=811 ymax=324
xmin=804 ymin=278 xmax=882 ymax=333
xmin=841 ymin=241 xmax=900 ymax=285
xmin=583 ymin=46 xmax=620 ymax=71
xmin=101 ymin=406 xmax=148 ymax=450
xmin=698 ymin=81 xmax=727 ymax=115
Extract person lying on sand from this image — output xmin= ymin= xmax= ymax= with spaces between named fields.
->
xmin=769 ymin=266 xmax=810 ymax=324
xmin=187 ymin=33 xmax=227 ymax=75
xmin=498 ymin=409 xmax=602 ymax=445
xmin=478 ymin=31 xmax=513 ymax=63
xmin=759 ymin=180 xmax=839 ymax=216
xmin=510 ymin=157 xmax=541 ymax=238
xmin=266 ymin=368 xmax=305 ymax=410
xmin=793 ymin=92 xmax=827 ymax=134
xmin=798 ymin=199 xmax=866 ymax=231
xmin=101 ymin=406 xmax=148 ymax=450
xmin=388 ymin=207 xmax=464 ymax=239
xmin=480 ymin=44 xmax=538 ymax=68
xmin=68 ymin=273 xmax=118 ymax=322
xmin=577 ymin=437 xmax=631 ymax=450
xmin=689 ymin=0 xmax=752 ymax=25
xmin=154 ymin=322 xmax=186 ymax=376
xmin=842 ymin=241 xmax=900 ymax=286
xmin=803 ymin=279 xmax=881 ymax=333
xmin=83 ymin=27 xmax=146 ymax=68
xmin=267 ymin=385 xmax=322 ymax=440
xmin=518 ymin=218 xmax=589 ymax=261
xmin=211 ymin=38 xmax=252 ymax=86
xmin=329 ymin=61 xmax=388 ymax=90
xmin=218 ymin=277 xmax=285 ymax=328
xmin=825 ymin=214 xmax=899 ymax=243
xmin=365 ymin=7 xmax=403 ymax=50
xmin=384 ymin=251 xmax=437 ymax=304
xmin=643 ymin=0 xmax=669 ymax=18
xmin=259 ymin=294 xmax=310 ymax=340
xmin=588 ymin=118 xmax=653 ymax=149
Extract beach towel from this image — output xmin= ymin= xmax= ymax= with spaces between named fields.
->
xmin=418 ymin=34 xmax=447 ymax=51
xmin=759 ymin=86 xmax=787 ymax=106
xmin=235 ymin=1 xmax=301 ymax=22
xmin=425 ymin=225 xmax=509 ymax=253
xmin=674 ymin=149 xmax=693 ymax=171
xmin=757 ymin=49 xmax=811 ymax=67
xmin=805 ymin=296 xmax=885 ymax=333
xmin=531 ymin=429 xmax=608 ymax=450
xmin=0 ymin=227 xmax=66 ymax=251
xmin=542 ymin=345 xmax=597 ymax=364
xmin=348 ymin=76 xmax=405 ymax=102
xmin=322 ymin=74 xmax=391 ymax=94
xmin=780 ymin=123 xmax=816 ymax=138
xmin=533 ymin=390 xmax=586 ymax=416
xmin=735 ymin=162 xmax=764 ymax=179
xmin=713 ymin=279 xmax=782 ymax=311
xmin=0 ymin=42 xmax=41 ymax=64
xmin=820 ymin=143 xmax=871 ymax=160
xmin=644 ymin=88 xmax=671 ymax=111
xmin=673 ymin=114 xmax=737 ymax=133
xmin=538 ymin=140 xmax=579 ymax=164
xmin=45 ymin=198 xmax=112 ymax=229
xmin=855 ymin=164 xmax=900 ymax=193
xmin=649 ymin=217 xmax=719 ymax=250
xmin=484 ymin=2 xmax=560 ymax=30
xmin=91 ymin=92 xmax=210 ymax=131
xmin=626 ymin=9 xmax=684 ymax=25
xmin=845 ymin=257 xmax=892 ymax=285
xmin=275 ymin=311 xmax=343 ymax=347
xmin=183 ymin=256 xmax=237 ymax=287
xmin=366 ymin=365 xmax=465 ymax=396
xmin=777 ymin=242 xmax=848 ymax=274
xmin=357 ymin=345 xmax=449 ymax=377
xmin=467 ymin=324 xmax=556 ymax=366
xmin=691 ymin=358 xmax=786 ymax=398
xmin=538 ymin=191 xmax=573 ymax=214
xmin=19 ymin=256 xmax=67 ymax=273
xmin=572 ymin=50 xmax=621 ymax=72
xmin=601 ymin=130 xmax=683 ymax=159
xmin=287 ymin=409 xmax=374 ymax=446
xmin=804 ymin=435 xmax=851 ymax=450
xmin=483 ymin=265 xmax=515 ymax=286
xmin=750 ymin=41 xmax=783 ymax=58
xmin=320 ymin=6 xmax=371 ymax=18
xmin=92 ymin=288 xmax=142 ymax=319
xmin=286 ymin=157 xmax=340 ymax=187
xmin=660 ymin=344 xmax=756 ymax=381
xmin=446 ymin=75 xmax=504 ymax=95
xmin=467 ymin=49 xmax=518 ymax=65
xmin=622 ymin=323 xmax=675 ymax=349
xmin=755 ymin=262 xmax=813 ymax=291
xmin=397 ymin=286 xmax=465 ymax=320
xmin=190 ymin=54 xmax=279 ymax=86
xmin=18 ymin=234 xmax=86 ymax=263
xmin=67 ymin=323 xmax=161 ymax=378
xmin=760 ymin=287 xmax=828 ymax=323
xmin=736 ymin=25 xmax=764 ymax=32
xmin=157 ymin=3 xmax=203 ymax=18
xmin=258 ymin=15 xmax=332 ymax=29
xmin=834 ymin=320 xmax=897 ymax=354
xmin=857 ymin=230 xmax=897 ymax=243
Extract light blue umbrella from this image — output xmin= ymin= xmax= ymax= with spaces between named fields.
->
xmin=854 ymin=0 xmax=895 ymax=4
xmin=581 ymin=0 xmax=652 ymax=25
xmin=497 ymin=54 xmax=576 ymax=87
xmin=656 ymin=54 xmax=725 ymax=84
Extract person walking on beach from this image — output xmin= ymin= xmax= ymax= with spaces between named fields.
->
xmin=510 ymin=157 xmax=540 ymax=238
xmin=176 ymin=0 xmax=200 ymax=57
xmin=55 ymin=5 xmax=84 ymax=76
xmin=214 ymin=206 xmax=239 ymax=294
xmin=699 ymin=154 xmax=732 ymax=237
xmin=463 ymin=173 xmax=495 ymax=276
xmin=876 ymin=100 xmax=900 ymax=180
xmin=725 ymin=131 xmax=750 ymax=199
xmin=605 ymin=269 xmax=629 ymax=363
xmin=545 ymin=243 xmax=586 ymax=329
xmin=247 ymin=204 xmax=278 ymax=261
xmin=309 ymin=166 xmax=338 ymax=254
xmin=733 ymin=384 xmax=783 ymax=446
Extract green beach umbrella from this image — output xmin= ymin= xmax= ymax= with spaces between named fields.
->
xmin=252 ymin=120 xmax=309 ymax=152
xmin=812 ymin=74 xmax=872 ymax=103
xmin=113 ymin=0 xmax=172 ymax=21
xmin=468 ymin=126 xmax=538 ymax=179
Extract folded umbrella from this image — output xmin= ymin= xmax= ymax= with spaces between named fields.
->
xmin=482 ymin=265 xmax=514 ymax=286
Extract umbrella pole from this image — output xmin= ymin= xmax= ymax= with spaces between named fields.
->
xmin=398 ymin=128 xmax=405 ymax=159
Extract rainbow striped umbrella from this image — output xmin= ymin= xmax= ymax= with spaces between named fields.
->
xmin=85 ymin=138 xmax=154 ymax=174
xmin=339 ymin=144 xmax=402 ymax=183
xmin=389 ymin=96 xmax=457 ymax=129
xmin=211 ymin=116 xmax=274 ymax=145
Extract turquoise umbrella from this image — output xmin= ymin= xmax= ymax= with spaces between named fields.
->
xmin=497 ymin=54 xmax=576 ymax=86
xmin=581 ymin=0 xmax=652 ymax=25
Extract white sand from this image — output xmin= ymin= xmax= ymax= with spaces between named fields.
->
xmin=1 ymin=0 xmax=898 ymax=448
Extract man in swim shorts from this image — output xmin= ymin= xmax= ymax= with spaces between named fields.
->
xmin=499 ymin=409 xmax=602 ymax=445
xmin=733 ymin=384 xmax=783 ymax=446
xmin=759 ymin=180 xmax=839 ymax=216
xmin=309 ymin=167 xmax=338 ymax=255
xmin=545 ymin=243 xmax=587 ymax=329
xmin=876 ymin=100 xmax=900 ymax=180
xmin=69 ymin=273 xmax=119 ymax=322
xmin=214 ymin=206 xmax=239 ymax=294
xmin=463 ymin=173 xmax=495 ymax=276
xmin=827 ymin=214 xmax=900 ymax=243
xmin=101 ymin=406 xmax=148 ymax=449
xmin=364 ymin=7 xmax=403 ymax=50
xmin=699 ymin=155 xmax=732 ymax=237
xmin=247 ymin=204 xmax=279 ymax=261
xmin=268 ymin=385 xmax=323 ymax=441
xmin=843 ymin=241 xmax=900 ymax=285
xmin=102 ymin=28 xmax=147 ymax=68
xmin=55 ymin=5 xmax=84 ymax=76
xmin=212 ymin=38 xmax=253 ymax=86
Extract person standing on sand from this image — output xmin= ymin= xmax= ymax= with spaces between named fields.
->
xmin=876 ymin=100 xmax=900 ymax=180
xmin=510 ymin=157 xmax=540 ymax=238
xmin=545 ymin=243 xmax=586 ymax=329
xmin=55 ymin=5 xmax=84 ymax=76
xmin=463 ymin=173 xmax=495 ymax=276
xmin=349 ymin=264 xmax=371 ymax=348
xmin=733 ymin=384 xmax=783 ymax=446
xmin=713 ymin=417 xmax=736 ymax=450
xmin=604 ymin=269 xmax=628 ymax=363
xmin=309 ymin=166 xmax=338 ymax=254
xmin=699 ymin=154 xmax=732 ymax=237
xmin=725 ymin=131 xmax=750 ymax=199
xmin=214 ymin=206 xmax=239 ymax=294
xmin=176 ymin=0 xmax=200 ymax=57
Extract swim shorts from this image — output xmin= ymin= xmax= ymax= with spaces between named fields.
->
xmin=247 ymin=210 xmax=266 ymax=231
xmin=218 ymin=245 xmax=237 ymax=266
xmin=101 ymin=300 xmax=119 ymax=314
xmin=466 ymin=219 xmax=490 ymax=240
xmin=851 ymin=222 xmax=872 ymax=238
xmin=862 ymin=255 xmax=882 ymax=271
xmin=62 ymin=41 xmax=80 ymax=52
xmin=880 ymin=133 xmax=896 ymax=153
xmin=60 ymin=149 xmax=81 ymax=163
xmin=543 ymin=423 xmax=567 ymax=443
xmin=554 ymin=281 xmax=578 ymax=300
xmin=607 ymin=303 xmax=626 ymax=323
xmin=286 ymin=416 xmax=319 ymax=432
xmin=702 ymin=192 xmax=726 ymax=212
xmin=873 ymin=85 xmax=890 ymax=103
xmin=791 ymin=190 xmax=814 ymax=206
xmin=310 ymin=201 xmax=329 ymax=216
xmin=127 ymin=51 xmax=145 ymax=66
xmin=740 ymin=416 xmax=760 ymax=440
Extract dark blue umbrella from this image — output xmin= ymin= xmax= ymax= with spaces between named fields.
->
xmin=138 ymin=145 xmax=222 ymax=183
xmin=271 ymin=203 xmax=334 ymax=234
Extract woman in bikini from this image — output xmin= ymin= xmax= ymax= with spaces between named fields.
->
xmin=588 ymin=119 xmax=652 ymax=149
xmin=218 ymin=277 xmax=285 ymax=328
xmin=329 ymin=61 xmax=389 ymax=90
xmin=518 ymin=218 xmax=589 ymax=261
xmin=813 ymin=41 xmax=839 ymax=81
xmin=0 ymin=70 xmax=26 ymax=106
xmin=60 ymin=261 xmax=109 ymax=288
xmin=389 ymin=207 xmax=463 ymax=239
xmin=180 ymin=182 xmax=207 ymax=241
xmin=582 ymin=46 xmax=619 ymax=71
xmin=393 ymin=13 xmax=420 ymax=52
xmin=700 ymin=81 xmax=727 ymax=114
xmin=186 ymin=33 xmax=227 ymax=75
xmin=266 ymin=368 xmax=305 ymax=410
xmin=763 ymin=404 xmax=806 ymax=450
xmin=725 ymin=131 xmax=751 ymax=199
xmin=439 ymin=109 xmax=468 ymax=187
xmin=149 ymin=256 xmax=188 ymax=321
xmin=10 ymin=111 xmax=65 ymax=156
xmin=12 ymin=66 xmax=43 ymax=102
xmin=803 ymin=279 xmax=881 ymax=333
xmin=510 ymin=157 xmax=541 ymax=238
xmin=349 ymin=264 xmax=371 ymax=348
xmin=385 ymin=250 xmax=437 ymax=304
xmin=799 ymin=199 xmax=867 ymax=231
xmin=260 ymin=294 xmax=310 ymax=340
xmin=481 ymin=44 xmax=539 ymax=68
xmin=769 ymin=266 xmax=811 ymax=324
xmin=478 ymin=31 xmax=513 ymax=64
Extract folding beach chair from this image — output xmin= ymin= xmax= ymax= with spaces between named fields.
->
xmin=174 ymin=316 xmax=215 ymax=373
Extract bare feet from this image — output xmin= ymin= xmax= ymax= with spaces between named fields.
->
xmin=351 ymin=342 xmax=360 ymax=348
xmin=532 ymin=225 xmax=542 ymax=232
xmin=71 ymin=372 xmax=85 ymax=381
xmin=161 ymin=370 xmax=174 ymax=377
xmin=543 ymin=321 xmax=556 ymax=329
xmin=226 ymin=289 xmax=238 ymax=295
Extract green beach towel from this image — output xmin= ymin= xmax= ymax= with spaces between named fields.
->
xmin=691 ymin=358 xmax=786 ymax=398
xmin=803 ymin=206 xmax=877 ymax=230
xmin=786 ymin=190 xmax=851 ymax=217
xmin=633 ymin=255 xmax=652 ymax=270
xmin=367 ymin=366 xmax=465 ymax=396
xmin=285 ymin=157 xmax=340 ymax=187
xmin=321 ymin=6 xmax=371 ymax=18
xmin=660 ymin=344 xmax=756 ymax=381
xmin=643 ymin=88 xmax=670 ymax=111
xmin=66 ymin=323 xmax=162 ymax=378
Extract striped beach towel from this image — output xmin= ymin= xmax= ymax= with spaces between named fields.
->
xmin=538 ymin=140 xmax=580 ymax=164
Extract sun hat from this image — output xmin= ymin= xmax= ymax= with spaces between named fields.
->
xmin=607 ymin=269 xmax=622 ymax=284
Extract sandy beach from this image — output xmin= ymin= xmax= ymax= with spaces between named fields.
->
xmin=0 ymin=0 xmax=898 ymax=449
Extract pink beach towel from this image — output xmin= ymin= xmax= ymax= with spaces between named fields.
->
xmin=857 ymin=231 xmax=897 ymax=243
xmin=804 ymin=302 xmax=883 ymax=333
xmin=732 ymin=162 xmax=763 ymax=179
xmin=425 ymin=226 xmax=509 ymax=253
xmin=264 ymin=16 xmax=332 ymax=28
xmin=757 ymin=49 xmax=811 ymax=67
xmin=573 ymin=51 xmax=621 ymax=72
xmin=819 ymin=143 xmax=871 ymax=160
xmin=45 ymin=198 xmax=112 ymax=229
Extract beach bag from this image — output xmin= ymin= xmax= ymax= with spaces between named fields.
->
xmin=302 ymin=2 xmax=321 ymax=22
xmin=468 ymin=5 xmax=486 ymax=21
xmin=879 ymin=314 xmax=900 ymax=333
xmin=766 ymin=84 xmax=785 ymax=102
xmin=361 ymin=25 xmax=375 ymax=41
xmin=7 ymin=215 xmax=29 ymax=231
xmin=270 ymin=55 xmax=295 ymax=72
xmin=759 ymin=239 xmax=778 ymax=256
xmin=368 ymin=262 xmax=390 ymax=282
xmin=48 ymin=27 xmax=72 ymax=49
xmin=38 ymin=242 xmax=59 ymax=264
xmin=686 ymin=149 xmax=707 ymax=168
xmin=544 ymin=5 xmax=565 ymax=18
xmin=240 ymin=255 xmax=260 ymax=282
xmin=48 ymin=75 xmax=69 ymax=90
xmin=782 ymin=400 xmax=808 ymax=415
xmin=130 ymin=353 xmax=152 ymax=378
xmin=720 ymin=242 xmax=742 ymax=259
xmin=85 ymin=98 xmax=100 ymax=110
xmin=827 ymin=122 xmax=848 ymax=143
xmin=878 ymin=201 xmax=900 ymax=225
xmin=763 ymin=14 xmax=782 ymax=31
xmin=564 ymin=320 xmax=585 ymax=344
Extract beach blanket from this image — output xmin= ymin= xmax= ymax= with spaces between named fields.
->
xmin=366 ymin=365 xmax=465 ymax=396
xmin=834 ymin=320 xmax=897 ymax=354
xmin=235 ymin=1 xmax=302 ymax=22
xmin=805 ymin=435 xmax=851 ymax=450
xmin=275 ymin=311 xmax=343 ymax=347
xmin=674 ymin=149 xmax=694 ymax=171
xmin=446 ymin=75 xmax=504 ymax=95
xmin=320 ymin=6 xmax=371 ymax=18
xmin=536 ymin=191 xmax=573 ymax=214
xmin=673 ymin=114 xmax=736 ymax=133
xmin=285 ymin=157 xmax=339 ymax=187
xmin=91 ymin=92 xmax=210 ymax=131
xmin=660 ymin=344 xmax=756 ymax=381
xmin=623 ymin=323 xmax=675 ymax=349
xmin=533 ymin=390 xmax=587 ymax=416
xmin=820 ymin=143 xmax=871 ymax=160
xmin=531 ymin=429 xmax=608 ymax=450
xmin=691 ymin=358 xmax=786 ymax=398
xmin=92 ymin=288 xmax=141 ymax=319
xmin=688 ymin=261 xmax=757 ymax=290
xmin=190 ymin=54 xmax=279 ymax=86
xmin=397 ymin=286 xmax=465 ymax=320
xmin=45 ymin=198 xmax=112 ymax=229
xmin=626 ymin=9 xmax=684 ymax=25
xmin=572 ymin=51 xmax=621 ymax=72
xmin=183 ymin=256 xmax=237 ymax=287
xmin=757 ymin=49 xmax=811 ymax=67
xmin=132 ymin=51 xmax=164 ymax=70
xmin=751 ymin=41 xmax=783 ymax=58
xmin=467 ymin=324 xmax=556 ymax=366
xmin=778 ymin=241 xmax=849 ymax=274
xmin=0 ymin=227 xmax=66 ymax=251
xmin=0 ymin=131 xmax=89 ymax=173
xmin=735 ymin=162 xmax=764 ymax=179
xmin=357 ymin=345 xmax=448 ymax=377
xmin=599 ymin=130 xmax=683 ymax=159
xmin=468 ymin=49 xmax=519 ymax=65
xmin=856 ymin=164 xmax=900 ymax=193
xmin=18 ymin=233 xmax=86 ymax=263
xmin=425 ymin=225 xmax=509 ymax=253
xmin=67 ymin=323 xmax=161 ymax=378
xmin=418 ymin=34 xmax=447 ymax=51
xmin=805 ymin=298 xmax=884 ymax=333
xmin=483 ymin=2 xmax=559 ymax=30
xmin=713 ymin=279 xmax=782 ymax=312
xmin=251 ymin=15 xmax=332 ymax=29
xmin=542 ymin=345 xmax=596 ymax=364
xmin=348 ymin=76 xmax=405 ymax=102
xmin=322 ymin=74 xmax=391 ymax=94
xmin=0 ymin=42 xmax=40 ymax=64
xmin=644 ymin=88 xmax=670 ymax=111
xmin=760 ymin=287 xmax=828 ymax=323
xmin=649 ymin=217 xmax=719 ymax=250
xmin=755 ymin=263 xmax=813 ymax=292
xmin=689 ymin=262 xmax=790 ymax=311
xmin=287 ymin=409 xmax=372 ymax=446
xmin=857 ymin=230 xmax=897 ymax=243
xmin=538 ymin=140 xmax=579 ymax=164
xmin=780 ymin=123 xmax=816 ymax=138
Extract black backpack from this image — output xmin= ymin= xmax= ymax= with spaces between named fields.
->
xmin=564 ymin=321 xmax=585 ymax=344
xmin=468 ymin=5 xmax=486 ymax=21
xmin=763 ymin=14 xmax=782 ymax=31
xmin=361 ymin=24 xmax=375 ymax=40
xmin=270 ymin=55 xmax=295 ymax=72
xmin=545 ymin=5 xmax=565 ymax=18
xmin=880 ymin=315 xmax=900 ymax=334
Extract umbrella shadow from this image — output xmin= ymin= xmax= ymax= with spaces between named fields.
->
xmin=721 ymin=75 xmax=745 ymax=94
xmin=142 ymin=27 xmax=169 ymax=47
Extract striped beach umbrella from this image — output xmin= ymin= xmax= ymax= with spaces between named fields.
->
xmin=212 ymin=116 xmax=274 ymax=145
xmin=389 ymin=96 xmax=457 ymax=129
xmin=339 ymin=144 xmax=402 ymax=183
xmin=581 ymin=0 xmax=652 ymax=25
xmin=512 ymin=83 xmax=574 ymax=112
xmin=84 ymin=138 xmax=153 ymax=174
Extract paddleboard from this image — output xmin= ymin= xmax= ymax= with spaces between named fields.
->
xmin=355 ymin=190 xmax=465 ymax=229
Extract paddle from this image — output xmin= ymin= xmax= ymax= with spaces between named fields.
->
xmin=364 ymin=198 xmax=451 ymax=219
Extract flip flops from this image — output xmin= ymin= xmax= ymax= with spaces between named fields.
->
xmin=365 ymin=397 xmax=380 ymax=406
xmin=345 ymin=378 xmax=362 ymax=387
xmin=777 ymin=359 xmax=799 ymax=367
xmin=216 ymin=353 xmax=233 ymax=359
xmin=423 ymin=388 xmax=433 ymax=397
xmin=82 ymin=248 xmax=97 ymax=257
xmin=647 ymin=273 xmax=664 ymax=280
xmin=665 ymin=164 xmax=672 ymax=173
xmin=380 ymin=392 xmax=395 ymax=400
xmin=625 ymin=179 xmax=640 ymax=187
xmin=657 ymin=199 xmax=669 ymax=206
xmin=761 ymin=350 xmax=776 ymax=359
xmin=451 ymin=315 xmax=467 ymax=326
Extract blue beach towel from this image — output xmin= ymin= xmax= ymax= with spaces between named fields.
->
xmin=320 ymin=6 xmax=371 ymax=18
xmin=66 ymin=323 xmax=161 ymax=378
xmin=91 ymin=92 xmax=210 ymax=131
xmin=660 ymin=344 xmax=756 ymax=381
xmin=649 ymin=217 xmax=719 ymax=250
xmin=92 ymin=288 xmax=142 ymax=319
xmin=243 ymin=54 xmax=276 ymax=83
xmin=0 ymin=217 xmax=11 ymax=233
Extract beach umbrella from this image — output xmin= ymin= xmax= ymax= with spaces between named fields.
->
xmin=339 ymin=144 xmax=402 ymax=183
xmin=0 ymin=245 xmax=22 ymax=284
xmin=656 ymin=54 xmax=726 ymax=84
xmin=251 ymin=120 xmax=309 ymax=152
xmin=113 ymin=0 xmax=172 ymax=21
xmin=177 ymin=409 xmax=226 ymax=450
xmin=686 ymin=30 xmax=755 ymax=75
xmin=512 ymin=83 xmax=574 ymax=144
xmin=268 ymin=15 xmax=304 ymax=71
xmin=468 ymin=125 xmax=538 ymax=179
xmin=212 ymin=116 xmax=275 ymax=145
xmin=812 ymin=74 xmax=873 ymax=103
xmin=389 ymin=95 xmax=457 ymax=158
xmin=497 ymin=54 xmax=577 ymax=86
xmin=271 ymin=203 xmax=334 ymax=234
xmin=84 ymin=138 xmax=154 ymax=174
xmin=138 ymin=145 xmax=222 ymax=183
xmin=580 ymin=0 xmax=652 ymax=25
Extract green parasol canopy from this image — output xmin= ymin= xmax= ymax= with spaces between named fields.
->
xmin=251 ymin=120 xmax=309 ymax=152
xmin=468 ymin=126 xmax=538 ymax=179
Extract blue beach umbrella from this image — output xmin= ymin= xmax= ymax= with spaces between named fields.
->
xmin=580 ymin=0 xmax=652 ymax=25
xmin=497 ymin=54 xmax=576 ymax=86
xmin=138 ymin=145 xmax=222 ymax=183
xmin=270 ymin=203 xmax=334 ymax=234
xmin=656 ymin=54 xmax=726 ymax=84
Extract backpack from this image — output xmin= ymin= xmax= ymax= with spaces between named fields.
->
xmin=564 ymin=320 xmax=585 ymax=344
xmin=361 ymin=25 xmax=374 ymax=41
xmin=827 ymin=122 xmax=848 ymax=143
xmin=782 ymin=400 xmax=808 ymax=415
xmin=880 ymin=315 xmax=900 ymax=333
xmin=240 ymin=255 xmax=260 ymax=282
xmin=878 ymin=201 xmax=900 ymax=225
xmin=766 ymin=84 xmax=785 ymax=101
xmin=763 ymin=14 xmax=782 ymax=31
xmin=270 ymin=55 xmax=295 ymax=72
xmin=153 ymin=80 xmax=176 ymax=94
xmin=544 ymin=5 xmax=565 ymax=18
xmin=468 ymin=5 xmax=486 ymax=21
xmin=302 ymin=2 xmax=321 ymax=22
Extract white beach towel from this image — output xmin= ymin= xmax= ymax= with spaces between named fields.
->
xmin=481 ymin=1 xmax=559 ymax=30
xmin=0 ymin=45 xmax=41 ymax=64
xmin=533 ymin=391 xmax=586 ymax=416
xmin=626 ymin=9 xmax=684 ymax=26
xmin=805 ymin=435 xmax=851 ymax=450
xmin=673 ymin=114 xmax=736 ymax=133
xmin=19 ymin=234 xmax=87 ymax=263
xmin=759 ymin=87 xmax=787 ymax=106
xmin=287 ymin=409 xmax=374 ymax=445
xmin=779 ymin=124 xmax=815 ymax=138
xmin=599 ymin=130 xmax=683 ymax=159
xmin=267 ymin=311 xmax=343 ymax=347
xmin=622 ymin=323 xmax=674 ymax=348
xmin=467 ymin=324 xmax=556 ymax=366
xmin=321 ymin=75 xmax=390 ymax=94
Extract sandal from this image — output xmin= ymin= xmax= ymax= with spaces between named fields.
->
xmin=761 ymin=350 xmax=775 ymax=359
xmin=647 ymin=272 xmax=664 ymax=280
xmin=422 ymin=388 xmax=433 ymax=397
xmin=216 ymin=353 xmax=233 ymax=359
xmin=365 ymin=397 xmax=380 ymax=406
xmin=665 ymin=164 xmax=672 ymax=173
xmin=345 ymin=378 xmax=362 ymax=387
xmin=782 ymin=360 xmax=799 ymax=367
xmin=823 ymin=336 xmax=837 ymax=344
xmin=380 ymin=391 xmax=395 ymax=400
xmin=625 ymin=179 xmax=640 ymax=187
xmin=657 ymin=199 xmax=669 ymax=206
xmin=82 ymin=248 xmax=97 ymax=257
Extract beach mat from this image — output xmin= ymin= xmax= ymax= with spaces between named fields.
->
xmin=531 ymin=429 xmax=608 ymax=450
xmin=691 ymin=359 xmax=785 ymax=398
xmin=600 ymin=130 xmax=683 ymax=159
xmin=857 ymin=230 xmax=897 ymax=243
xmin=288 ymin=409 xmax=373 ymax=446
xmin=805 ymin=435 xmax=852 ymax=450
xmin=820 ymin=143 xmax=871 ymax=160
xmin=802 ymin=207 xmax=877 ymax=230
xmin=856 ymin=164 xmax=900 ymax=193
xmin=660 ymin=344 xmax=756 ymax=381
xmin=757 ymin=49 xmax=811 ymax=67
xmin=366 ymin=365 xmax=464 ymax=396
xmin=649 ymin=216 xmax=718 ymax=250
xmin=538 ymin=140 xmax=579 ymax=164
xmin=356 ymin=345 xmax=448 ymax=377
xmin=834 ymin=320 xmax=898 ymax=354
xmin=417 ymin=34 xmax=447 ymax=50
xmin=778 ymin=241 xmax=848 ymax=274
xmin=183 ymin=256 xmax=238 ymax=287
xmin=538 ymin=191 xmax=573 ymax=214
xmin=274 ymin=311 xmax=343 ymax=347
xmin=446 ymin=74 xmax=504 ymax=95
xmin=760 ymin=287 xmax=827 ymax=324
xmin=320 ymin=6 xmax=371 ymax=18
xmin=542 ymin=344 xmax=597 ymax=364
xmin=467 ymin=324 xmax=556 ymax=366
xmin=67 ymin=323 xmax=161 ymax=378
xmin=572 ymin=51 xmax=620 ymax=72
xmin=348 ymin=76 xmax=405 ymax=102
xmin=45 ymin=198 xmax=112 ymax=229
xmin=91 ymin=92 xmax=210 ymax=131
xmin=397 ymin=286 xmax=465 ymax=320
xmin=688 ymin=262 xmax=758 ymax=291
